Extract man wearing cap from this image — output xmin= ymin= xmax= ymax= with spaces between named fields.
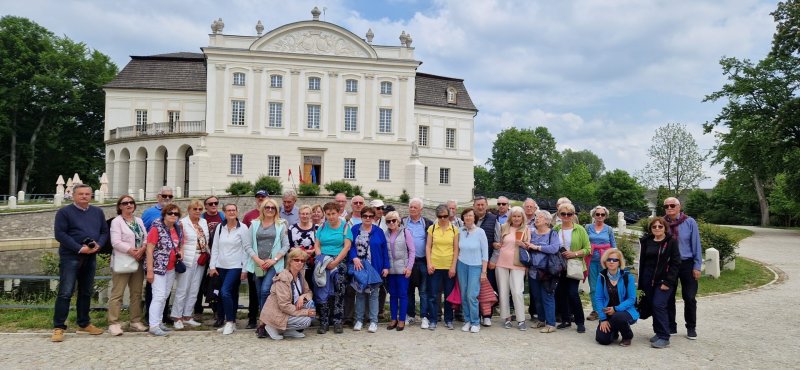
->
xmin=280 ymin=190 xmax=300 ymax=225
xmin=241 ymin=189 xmax=269 ymax=329
xmin=371 ymin=199 xmax=388 ymax=232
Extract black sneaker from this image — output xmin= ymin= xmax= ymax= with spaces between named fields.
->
xmin=556 ymin=322 xmax=572 ymax=329
xmin=256 ymin=325 xmax=267 ymax=338
xmin=317 ymin=325 xmax=328 ymax=334
xmin=576 ymin=324 xmax=586 ymax=333
xmin=334 ymin=323 xmax=344 ymax=334
xmin=213 ymin=318 xmax=224 ymax=328
xmin=687 ymin=328 xmax=697 ymax=340
xmin=246 ymin=321 xmax=257 ymax=330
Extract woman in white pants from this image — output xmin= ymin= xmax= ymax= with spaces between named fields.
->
xmin=495 ymin=206 xmax=530 ymax=331
xmin=171 ymin=200 xmax=209 ymax=329
xmin=145 ymin=204 xmax=183 ymax=336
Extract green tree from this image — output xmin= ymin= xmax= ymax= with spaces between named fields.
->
xmin=473 ymin=165 xmax=495 ymax=194
xmin=560 ymin=163 xmax=596 ymax=205
xmin=769 ymin=173 xmax=800 ymax=226
xmin=638 ymin=123 xmax=707 ymax=196
xmin=596 ymin=169 xmax=648 ymax=212
xmin=685 ymin=189 xmax=710 ymax=220
xmin=488 ymin=127 xmax=561 ymax=196
xmin=561 ymin=149 xmax=605 ymax=181
xmin=655 ymin=186 xmax=672 ymax=217
xmin=704 ymin=172 xmax=760 ymax=225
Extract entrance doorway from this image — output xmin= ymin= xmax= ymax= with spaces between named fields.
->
xmin=183 ymin=147 xmax=193 ymax=197
xmin=303 ymin=156 xmax=322 ymax=185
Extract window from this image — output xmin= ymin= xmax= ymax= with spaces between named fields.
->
xmin=424 ymin=166 xmax=429 ymax=184
xmin=231 ymin=100 xmax=246 ymax=126
xmin=307 ymin=105 xmax=321 ymax=129
xmin=345 ymin=79 xmax=358 ymax=93
xmin=344 ymin=158 xmax=356 ymax=179
xmin=380 ymin=81 xmax=392 ymax=95
xmin=268 ymin=102 xmax=283 ymax=128
xmin=270 ymin=74 xmax=283 ymax=88
xmin=439 ymin=168 xmax=450 ymax=185
xmin=308 ymin=77 xmax=321 ymax=90
xmin=230 ymin=154 xmax=243 ymax=175
xmin=447 ymin=87 xmax=457 ymax=104
xmin=446 ymin=128 xmax=456 ymax=149
xmin=233 ymin=72 xmax=246 ymax=86
xmin=418 ymin=125 xmax=429 ymax=147
xmin=344 ymin=107 xmax=358 ymax=132
xmin=268 ymin=155 xmax=280 ymax=177
xmin=379 ymin=160 xmax=390 ymax=180
xmin=379 ymin=108 xmax=392 ymax=133
xmin=167 ymin=111 xmax=180 ymax=123
xmin=135 ymin=110 xmax=148 ymax=131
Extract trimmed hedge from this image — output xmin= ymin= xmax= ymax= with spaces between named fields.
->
xmin=298 ymin=183 xmax=320 ymax=196
xmin=226 ymin=180 xmax=253 ymax=196
xmin=253 ymin=176 xmax=283 ymax=196
xmin=324 ymin=180 xmax=353 ymax=197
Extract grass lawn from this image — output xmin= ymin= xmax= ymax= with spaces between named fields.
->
xmin=696 ymin=257 xmax=774 ymax=297
xmin=715 ymin=226 xmax=754 ymax=244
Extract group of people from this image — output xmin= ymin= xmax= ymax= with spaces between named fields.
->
xmin=51 ymin=187 xmax=702 ymax=349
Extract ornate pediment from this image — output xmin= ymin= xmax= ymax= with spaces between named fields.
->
xmin=254 ymin=26 xmax=374 ymax=58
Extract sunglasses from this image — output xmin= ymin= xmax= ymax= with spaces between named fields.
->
xmin=651 ymin=224 xmax=665 ymax=229
xmin=263 ymin=206 xmax=277 ymax=211
xmin=291 ymin=259 xmax=305 ymax=263
xmin=606 ymin=258 xmax=620 ymax=263
xmin=663 ymin=204 xmax=678 ymax=209
xmin=595 ymin=213 xmax=606 ymax=217
xmin=224 ymin=208 xmax=237 ymax=212
xmin=352 ymin=201 xmax=364 ymax=205
xmin=160 ymin=194 xmax=174 ymax=199
xmin=376 ymin=207 xmax=385 ymax=210
xmin=559 ymin=212 xmax=574 ymax=217
xmin=437 ymin=215 xmax=449 ymax=219
xmin=362 ymin=214 xmax=375 ymax=219
xmin=191 ymin=207 xmax=203 ymax=211
xmin=497 ymin=202 xmax=508 ymax=206
xmin=120 ymin=201 xmax=135 ymax=206
xmin=206 ymin=201 xmax=219 ymax=206
xmin=386 ymin=219 xmax=399 ymax=224
xmin=166 ymin=212 xmax=180 ymax=216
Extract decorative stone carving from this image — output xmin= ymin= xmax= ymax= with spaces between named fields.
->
xmin=365 ymin=73 xmax=375 ymax=80
xmin=211 ymin=18 xmax=225 ymax=34
xmin=327 ymin=71 xmax=338 ymax=77
xmin=405 ymin=33 xmax=413 ymax=47
xmin=252 ymin=65 xmax=264 ymax=73
xmin=411 ymin=140 xmax=419 ymax=157
xmin=400 ymin=31 xmax=408 ymax=46
xmin=256 ymin=20 xmax=264 ymax=36
xmin=366 ymin=28 xmax=374 ymax=44
xmin=215 ymin=64 xmax=227 ymax=71
xmin=311 ymin=6 xmax=321 ymax=21
xmin=261 ymin=29 xmax=370 ymax=58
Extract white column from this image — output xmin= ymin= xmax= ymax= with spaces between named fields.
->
xmin=214 ymin=64 xmax=227 ymax=132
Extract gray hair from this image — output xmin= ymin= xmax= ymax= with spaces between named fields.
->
xmin=591 ymin=205 xmax=610 ymax=217
xmin=409 ymin=197 xmax=423 ymax=208
xmin=534 ymin=210 xmax=552 ymax=224
xmin=664 ymin=197 xmax=681 ymax=206
xmin=159 ymin=186 xmax=173 ymax=194
xmin=73 ymin=183 xmax=92 ymax=193
xmin=435 ymin=203 xmax=450 ymax=216
xmin=447 ymin=199 xmax=458 ymax=206
xmin=556 ymin=197 xmax=572 ymax=208
xmin=283 ymin=190 xmax=297 ymax=200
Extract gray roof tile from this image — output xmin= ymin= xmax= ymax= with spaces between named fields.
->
xmin=105 ymin=53 xmax=206 ymax=91
xmin=414 ymin=72 xmax=478 ymax=112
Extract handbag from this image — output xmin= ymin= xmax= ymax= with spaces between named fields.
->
xmin=566 ymin=259 xmax=583 ymax=280
xmin=175 ymin=259 xmax=187 ymax=273
xmin=112 ymin=252 xmax=139 ymax=273
xmin=519 ymin=247 xmax=533 ymax=266
xmin=197 ymin=251 xmax=210 ymax=266
xmin=446 ymin=280 xmax=462 ymax=307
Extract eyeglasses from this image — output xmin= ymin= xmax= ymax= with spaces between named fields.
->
xmin=386 ymin=219 xmax=399 ymax=224
xmin=559 ymin=212 xmax=574 ymax=217
xmin=191 ymin=207 xmax=203 ymax=211
xmin=166 ymin=212 xmax=180 ymax=216
xmin=206 ymin=201 xmax=218 ymax=206
xmin=224 ymin=208 xmax=237 ymax=213
xmin=160 ymin=194 xmax=174 ymax=199
xmin=651 ymin=224 xmax=665 ymax=229
xmin=120 ymin=201 xmax=135 ymax=206
xmin=606 ymin=258 xmax=620 ymax=263
xmin=595 ymin=213 xmax=606 ymax=217
xmin=263 ymin=206 xmax=277 ymax=211
xmin=291 ymin=259 xmax=305 ymax=263
xmin=437 ymin=215 xmax=449 ymax=219
xmin=663 ymin=204 xmax=678 ymax=209
xmin=352 ymin=201 xmax=364 ymax=205
xmin=497 ymin=202 xmax=508 ymax=206
xmin=362 ymin=214 xmax=375 ymax=219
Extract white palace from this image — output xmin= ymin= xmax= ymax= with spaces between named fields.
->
xmin=103 ymin=8 xmax=477 ymax=202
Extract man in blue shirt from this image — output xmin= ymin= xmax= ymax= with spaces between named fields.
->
xmin=141 ymin=186 xmax=174 ymax=231
xmin=280 ymin=190 xmax=300 ymax=225
xmin=663 ymin=197 xmax=702 ymax=340
xmin=404 ymin=197 xmax=433 ymax=327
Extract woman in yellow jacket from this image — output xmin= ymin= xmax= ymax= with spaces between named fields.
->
xmin=553 ymin=203 xmax=590 ymax=333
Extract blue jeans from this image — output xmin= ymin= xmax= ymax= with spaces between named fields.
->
xmin=588 ymin=256 xmax=602 ymax=312
xmin=426 ymin=269 xmax=455 ymax=324
xmin=254 ymin=267 xmax=277 ymax=312
xmin=387 ymin=274 xmax=410 ymax=321
xmin=407 ymin=258 xmax=429 ymax=319
xmin=53 ymin=254 xmax=96 ymax=329
xmin=355 ymin=287 xmax=380 ymax=324
xmin=457 ymin=261 xmax=482 ymax=326
xmin=530 ymin=276 xmax=556 ymax=326
xmin=218 ymin=268 xmax=242 ymax=322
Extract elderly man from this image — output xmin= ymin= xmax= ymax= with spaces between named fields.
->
xmin=195 ymin=195 xmax=225 ymax=317
xmin=474 ymin=196 xmax=501 ymax=327
xmin=404 ymin=197 xmax=434 ymax=327
xmin=342 ymin=194 xmax=367 ymax=326
xmin=142 ymin=186 xmax=174 ymax=231
xmin=335 ymin=193 xmax=349 ymax=218
xmin=447 ymin=200 xmax=464 ymax=228
xmin=347 ymin=195 xmax=366 ymax=226
xmin=51 ymin=184 xmax=108 ymax=342
xmin=280 ymin=190 xmax=299 ymax=225
xmin=523 ymin=198 xmax=538 ymax=231
xmin=496 ymin=196 xmax=510 ymax=225
xmin=663 ymin=197 xmax=702 ymax=340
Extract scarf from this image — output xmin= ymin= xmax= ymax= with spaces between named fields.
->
xmin=191 ymin=220 xmax=207 ymax=253
xmin=665 ymin=212 xmax=688 ymax=239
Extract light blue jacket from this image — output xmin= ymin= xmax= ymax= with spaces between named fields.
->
xmin=246 ymin=219 xmax=288 ymax=274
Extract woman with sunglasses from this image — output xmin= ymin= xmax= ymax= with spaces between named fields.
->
xmin=261 ymin=248 xmax=316 ymax=340
xmin=639 ymin=217 xmax=681 ymax=349
xmin=171 ymin=199 xmax=209 ymax=329
xmin=553 ymin=203 xmax=590 ymax=333
xmin=383 ymin=210 xmax=415 ymax=331
xmin=496 ymin=206 xmax=530 ymax=331
xmin=108 ymin=195 xmax=148 ymax=336
xmin=585 ymin=205 xmax=617 ymax=322
xmin=247 ymin=198 xmax=290 ymax=338
xmin=349 ymin=206 xmax=389 ymax=333
xmin=594 ymin=248 xmax=638 ymax=346
xmin=145 ymin=203 xmax=184 ymax=336
xmin=425 ymin=204 xmax=460 ymax=330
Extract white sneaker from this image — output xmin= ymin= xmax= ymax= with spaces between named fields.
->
xmin=461 ymin=322 xmax=471 ymax=332
xmin=222 ymin=322 xmax=235 ymax=335
xmin=368 ymin=322 xmax=378 ymax=333
xmin=264 ymin=324 xmax=284 ymax=340
xmin=482 ymin=317 xmax=492 ymax=327
xmin=470 ymin=325 xmax=481 ymax=333
xmin=173 ymin=320 xmax=184 ymax=330
xmin=420 ymin=317 xmax=430 ymax=329
xmin=353 ymin=321 xmax=363 ymax=331
xmin=184 ymin=319 xmax=202 ymax=327
xmin=283 ymin=329 xmax=305 ymax=338
xmin=405 ymin=316 xmax=415 ymax=325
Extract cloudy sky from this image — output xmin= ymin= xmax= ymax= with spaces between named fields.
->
xmin=4 ymin=0 xmax=781 ymax=188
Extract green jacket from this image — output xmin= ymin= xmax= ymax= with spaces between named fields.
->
xmin=553 ymin=224 xmax=590 ymax=271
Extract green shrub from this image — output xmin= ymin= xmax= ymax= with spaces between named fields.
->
xmin=226 ymin=181 xmax=253 ymax=196
xmin=253 ymin=175 xmax=283 ymax=196
xmin=299 ymin=183 xmax=320 ymax=196
xmin=399 ymin=189 xmax=410 ymax=204
xmin=698 ymin=221 xmax=738 ymax=265
xmin=638 ymin=217 xmax=651 ymax=232
xmin=353 ymin=185 xmax=363 ymax=196
xmin=40 ymin=252 xmax=111 ymax=292
xmin=614 ymin=232 xmax=639 ymax=266
xmin=324 ymin=180 xmax=354 ymax=197
xmin=368 ymin=189 xmax=382 ymax=199
xmin=577 ymin=210 xmax=591 ymax=225
xmin=604 ymin=210 xmax=618 ymax=227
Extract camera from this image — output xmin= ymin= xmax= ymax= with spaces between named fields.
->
xmin=82 ymin=237 xmax=96 ymax=247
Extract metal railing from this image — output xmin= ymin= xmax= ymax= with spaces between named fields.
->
xmin=108 ymin=120 xmax=206 ymax=140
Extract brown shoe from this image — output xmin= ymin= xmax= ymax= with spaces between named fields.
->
xmin=51 ymin=328 xmax=65 ymax=342
xmin=77 ymin=324 xmax=104 ymax=335
xmin=587 ymin=311 xmax=599 ymax=321
xmin=620 ymin=338 xmax=632 ymax=347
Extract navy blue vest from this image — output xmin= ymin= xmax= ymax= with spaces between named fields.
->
xmin=478 ymin=212 xmax=498 ymax=256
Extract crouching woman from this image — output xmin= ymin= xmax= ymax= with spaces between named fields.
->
xmin=594 ymin=248 xmax=639 ymax=346
xmin=260 ymin=248 xmax=316 ymax=340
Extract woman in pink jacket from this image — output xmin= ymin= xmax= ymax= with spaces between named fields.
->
xmin=107 ymin=195 xmax=147 ymax=336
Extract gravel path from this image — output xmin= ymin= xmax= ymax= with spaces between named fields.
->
xmin=0 ymin=226 xmax=796 ymax=369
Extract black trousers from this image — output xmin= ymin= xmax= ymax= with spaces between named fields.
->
xmin=668 ymin=259 xmax=698 ymax=331
xmin=247 ymin=272 xmax=258 ymax=324
xmin=595 ymin=311 xmax=634 ymax=344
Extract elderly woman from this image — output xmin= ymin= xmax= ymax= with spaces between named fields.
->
xmin=554 ymin=203 xmax=591 ymax=333
xmin=426 ymin=204 xmax=460 ymax=330
xmin=384 ymin=211 xmax=415 ymax=331
xmin=551 ymin=197 xmax=572 ymax=227
xmin=314 ymin=202 xmax=352 ymax=334
xmin=349 ymin=206 xmax=389 ymax=333
xmin=456 ymin=208 xmax=488 ymax=333
xmin=639 ymin=217 xmax=681 ymax=349
xmin=145 ymin=203 xmax=183 ymax=336
xmin=594 ymin=248 xmax=639 ymax=346
xmin=289 ymin=204 xmax=317 ymax=290
xmin=209 ymin=204 xmax=255 ymax=335
xmin=525 ymin=209 xmax=561 ymax=333
xmin=585 ymin=205 xmax=617 ymax=322
xmin=261 ymin=248 xmax=316 ymax=340
xmin=311 ymin=204 xmax=324 ymax=228
xmin=170 ymin=200 xmax=209 ymax=329
xmin=496 ymin=206 xmax=530 ymax=331
xmin=247 ymin=198 xmax=290 ymax=337
xmin=108 ymin=195 xmax=147 ymax=336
